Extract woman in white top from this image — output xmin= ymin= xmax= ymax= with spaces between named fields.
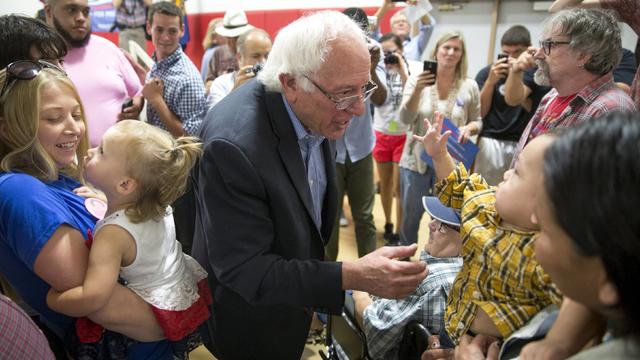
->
xmin=397 ymin=31 xmax=481 ymax=246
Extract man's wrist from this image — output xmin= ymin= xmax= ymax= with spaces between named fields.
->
xmin=341 ymin=260 xmax=358 ymax=291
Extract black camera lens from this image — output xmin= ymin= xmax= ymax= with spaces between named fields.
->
xmin=384 ymin=52 xmax=399 ymax=65
xmin=251 ymin=63 xmax=264 ymax=74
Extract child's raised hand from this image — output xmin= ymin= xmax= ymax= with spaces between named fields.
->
xmin=412 ymin=111 xmax=451 ymax=159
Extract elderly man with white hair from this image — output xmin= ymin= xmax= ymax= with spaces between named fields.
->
xmin=192 ymin=10 xmax=428 ymax=359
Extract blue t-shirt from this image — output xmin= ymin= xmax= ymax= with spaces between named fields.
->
xmin=0 ymin=172 xmax=171 ymax=359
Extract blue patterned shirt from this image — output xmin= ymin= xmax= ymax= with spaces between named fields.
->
xmin=147 ymin=47 xmax=206 ymax=135
xmin=363 ymin=252 xmax=462 ymax=359
xmin=283 ymin=95 xmax=327 ymax=229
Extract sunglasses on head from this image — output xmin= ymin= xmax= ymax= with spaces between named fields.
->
xmin=0 ymin=60 xmax=66 ymax=100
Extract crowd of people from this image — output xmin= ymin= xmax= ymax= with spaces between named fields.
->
xmin=0 ymin=0 xmax=639 ymax=359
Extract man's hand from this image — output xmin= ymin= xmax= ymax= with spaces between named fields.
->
xmin=486 ymin=57 xmax=510 ymax=86
xmin=454 ymin=334 xmax=500 ymax=360
xmin=512 ymin=47 xmax=537 ymax=74
xmin=118 ymin=96 xmax=143 ymax=121
xmin=342 ymin=244 xmax=427 ymax=299
xmin=142 ymin=77 xmax=164 ymax=105
xmin=234 ymin=65 xmax=257 ymax=90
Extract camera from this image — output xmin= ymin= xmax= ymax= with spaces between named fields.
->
xmin=251 ymin=63 xmax=264 ymax=74
xmin=384 ymin=52 xmax=399 ymax=65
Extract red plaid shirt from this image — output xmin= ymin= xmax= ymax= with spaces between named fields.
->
xmin=0 ymin=294 xmax=54 ymax=359
xmin=512 ymin=73 xmax=636 ymax=167
xmin=601 ymin=0 xmax=640 ymax=109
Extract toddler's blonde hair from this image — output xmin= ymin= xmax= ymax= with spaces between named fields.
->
xmin=113 ymin=120 xmax=202 ymax=223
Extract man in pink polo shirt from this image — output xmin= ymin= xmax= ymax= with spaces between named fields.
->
xmin=45 ymin=0 xmax=143 ymax=147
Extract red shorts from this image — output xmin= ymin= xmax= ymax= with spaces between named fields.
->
xmin=373 ymin=131 xmax=406 ymax=163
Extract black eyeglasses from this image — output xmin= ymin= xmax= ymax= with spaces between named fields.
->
xmin=303 ymin=75 xmax=378 ymax=111
xmin=430 ymin=219 xmax=460 ymax=234
xmin=437 ymin=222 xmax=460 ymax=234
xmin=539 ymin=39 xmax=571 ymax=56
xmin=0 ymin=60 xmax=66 ymax=100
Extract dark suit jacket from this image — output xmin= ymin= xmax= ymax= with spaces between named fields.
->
xmin=192 ymin=79 xmax=343 ymax=359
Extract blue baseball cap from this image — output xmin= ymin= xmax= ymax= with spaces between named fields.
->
xmin=422 ymin=196 xmax=461 ymax=227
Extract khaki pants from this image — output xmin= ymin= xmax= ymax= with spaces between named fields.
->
xmin=326 ymin=153 xmax=377 ymax=260
xmin=119 ymin=27 xmax=147 ymax=54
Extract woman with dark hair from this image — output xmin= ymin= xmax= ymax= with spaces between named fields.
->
xmin=523 ymin=111 xmax=640 ymax=359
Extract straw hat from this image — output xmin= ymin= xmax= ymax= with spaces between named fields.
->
xmin=216 ymin=9 xmax=254 ymax=38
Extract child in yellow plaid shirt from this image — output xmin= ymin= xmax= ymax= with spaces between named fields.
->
xmin=413 ymin=112 xmax=562 ymax=346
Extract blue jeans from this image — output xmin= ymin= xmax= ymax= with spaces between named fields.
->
xmin=399 ymin=167 xmax=435 ymax=246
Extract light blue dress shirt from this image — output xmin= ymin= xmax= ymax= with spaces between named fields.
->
xmin=335 ymin=61 xmax=387 ymax=164
xmin=283 ymin=95 xmax=327 ymax=229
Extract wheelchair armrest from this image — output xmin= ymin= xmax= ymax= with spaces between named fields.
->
xmin=327 ymin=293 xmax=370 ymax=359
xmin=399 ymin=321 xmax=431 ymax=360
xmin=342 ymin=292 xmax=357 ymax=324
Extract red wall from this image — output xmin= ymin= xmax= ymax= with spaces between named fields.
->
xmin=96 ymin=7 xmax=400 ymax=69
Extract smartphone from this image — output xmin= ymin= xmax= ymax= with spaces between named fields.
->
xmin=497 ymin=53 xmax=509 ymax=61
xmin=121 ymin=97 xmax=133 ymax=111
xmin=391 ymin=0 xmax=406 ymax=2
xmin=423 ymin=60 xmax=437 ymax=74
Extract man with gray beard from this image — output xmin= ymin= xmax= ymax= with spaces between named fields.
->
xmin=503 ymin=8 xmax=635 ymax=166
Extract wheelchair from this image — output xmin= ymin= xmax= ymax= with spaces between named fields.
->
xmin=320 ymin=294 xmax=430 ymax=360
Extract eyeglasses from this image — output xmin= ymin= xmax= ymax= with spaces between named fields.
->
xmin=0 ymin=60 xmax=66 ymax=100
xmin=303 ymin=75 xmax=378 ymax=111
xmin=434 ymin=221 xmax=460 ymax=234
xmin=539 ymin=39 xmax=571 ymax=56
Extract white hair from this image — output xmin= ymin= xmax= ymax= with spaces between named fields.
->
xmin=390 ymin=9 xmax=407 ymax=25
xmin=258 ymin=10 xmax=367 ymax=92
